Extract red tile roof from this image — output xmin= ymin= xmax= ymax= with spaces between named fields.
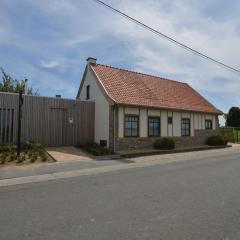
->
xmin=91 ymin=63 xmax=222 ymax=114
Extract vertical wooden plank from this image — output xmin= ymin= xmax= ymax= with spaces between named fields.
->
xmin=0 ymin=92 xmax=95 ymax=147
xmin=0 ymin=108 xmax=2 ymax=144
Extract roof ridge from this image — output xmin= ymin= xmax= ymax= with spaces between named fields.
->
xmin=95 ymin=63 xmax=188 ymax=85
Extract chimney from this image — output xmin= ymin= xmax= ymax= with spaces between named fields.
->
xmin=86 ymin=57 xmax=97 ymax=65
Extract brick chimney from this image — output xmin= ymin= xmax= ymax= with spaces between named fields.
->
xmin=86 ymin=57 xmax=97 ymax=65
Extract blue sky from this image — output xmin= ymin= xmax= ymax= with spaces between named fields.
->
xmin=0 ymin=0 xmax=240 ymax=117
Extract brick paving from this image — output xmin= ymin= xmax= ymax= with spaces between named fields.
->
xmin=46 ymin=146 xmax=93 ymax=161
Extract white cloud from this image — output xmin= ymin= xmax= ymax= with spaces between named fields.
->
xmin=41 ymin=60 xmax=60 ymax=69
xmin=7 ymin=58 xmax=76 ymax=95
xmin=0 ymin=0 xmax=239 ymax=111
xmin=104 ymin=0 xmax=240 ymax=111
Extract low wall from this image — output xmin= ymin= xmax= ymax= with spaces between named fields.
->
xmin=116 ymin=129 xmax=220 ymax=150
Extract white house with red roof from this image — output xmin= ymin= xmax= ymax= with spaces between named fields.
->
xmin=77 ymin=58 xmax=222 ymax=151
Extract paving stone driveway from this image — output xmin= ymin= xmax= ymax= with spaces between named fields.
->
xmin=46 ymin=146 xmax=93 ymax=161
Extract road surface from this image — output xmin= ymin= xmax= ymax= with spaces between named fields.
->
xmin=0 ymin=149 xmax=240 ymax=239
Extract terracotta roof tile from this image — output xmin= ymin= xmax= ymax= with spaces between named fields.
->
xmin=91 ymin=63 xmax=222 ymax=114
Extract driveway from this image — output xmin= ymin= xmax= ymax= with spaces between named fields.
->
xmin=46 ymin=146 xmax=93 ymax=161
xmin=0 ymin=145 xmax=239 ymax=239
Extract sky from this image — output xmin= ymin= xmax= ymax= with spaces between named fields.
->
xmin=0 ymin=0 xmax=240 ymax=121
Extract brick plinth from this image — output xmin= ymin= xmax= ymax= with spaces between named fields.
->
xmin=115 ymin=130 xmax=220 ymax=151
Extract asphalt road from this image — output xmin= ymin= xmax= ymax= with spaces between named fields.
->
xmin=0 ymin=150 xmax=240 ymax=240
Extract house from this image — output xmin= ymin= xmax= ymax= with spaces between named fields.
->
xmin=77 ymin=57 xmax=222 ymax=151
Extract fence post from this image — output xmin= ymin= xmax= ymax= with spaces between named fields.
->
xmin=17 ymin=91 xmax=23 ymax=156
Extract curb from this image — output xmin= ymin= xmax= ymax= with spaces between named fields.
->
xmin=94 ymin=154 xmax=122 ymax=161
xmin=119 ymin=145 xmax=232 ymax=158
xmin=0 ymin=145 xmax=237 ymax=188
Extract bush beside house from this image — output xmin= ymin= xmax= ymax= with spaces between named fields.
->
xmin=206 ymin=135 xmax=227 ymax=146
xmin=153 ymin=138 xmax=175 ymax=150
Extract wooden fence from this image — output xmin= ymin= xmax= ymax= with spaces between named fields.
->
xmin=0 ymin=92 xmax=95 ymax=146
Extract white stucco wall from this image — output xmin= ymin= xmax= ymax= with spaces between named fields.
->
xmin=161 ymin=110 xmax=168 ymax=137
xmin=191 ymin=113 xmax=194 ymax=136
xmin=125 ymin=107 xmax=139 ymax=115
xmin=193 ymin=113 xmax=216 ymax=130
xmin=212 ymin=115 xmax=216 ymax=129
xmin=118 ymin=106 xmax=217 ymax=138
xmin=140 ymin=109 xmax=147 ymax=137
xmin=148 ymin=109 xmax=160 ymax=116
xmin=173 ymin=112 xmax=181 ymax=136
xmin=118 ymin=107 xmax=124 ymax=138
xmin=79 ymin=66 xmax=109 ymax=146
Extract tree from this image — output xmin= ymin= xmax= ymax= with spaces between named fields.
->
xmin=0 ymin=67 xmax=39 ymax=95
xmin=226 ymin=107 xmax=240 ymax=127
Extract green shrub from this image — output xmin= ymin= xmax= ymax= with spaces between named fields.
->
xmin=0 ymin=142 xmax=48 ymax=164
xmin=0 ymin=145 xmax=8 ymax=153
xmin=9 ymin=152 xmax=17 ymax=162
xmin=0 ymin=153 xmax=8 ymax=164
xmin=39 ymin=151 xmax=48 ymax=162
xmin=153 ymin=138 xmax=175 ymax=150
xmin=206 ymin=135 xmax=227 ymax=146
xmin=20 ymin=155 xmax=26 ymax=162
xmin=16 ymin=155 xmax=23 ymax=163
xmin=30 ymin=152 xmax=38 ymax=163
xmin=0 ymin=144 xmax=15 ymax=153
xmin=23 ymin=141 xmax=43 ymax=151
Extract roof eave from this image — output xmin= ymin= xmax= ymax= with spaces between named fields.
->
xmin=90 ymin=65 xmax=116 ymax=105
xmin=76 ymin=65 xmax=88 ymax=99
xmin=115 ymin=102 xmax=223 ymax=115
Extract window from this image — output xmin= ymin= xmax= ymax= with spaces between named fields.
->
xmin=205 ymin=119 xmax=213 ymax=130
xmin=148 ymin=117 xmax=160 ymax=137
xmin=86 ymin=85 xmax=90 ymax=100
xmin=124 ymin=115 xmax=139 ymax=137
xmin=168 ymin=117 xmax=173 ymax=124
xmin=181 ymin=118 xmax=190 ymax=136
